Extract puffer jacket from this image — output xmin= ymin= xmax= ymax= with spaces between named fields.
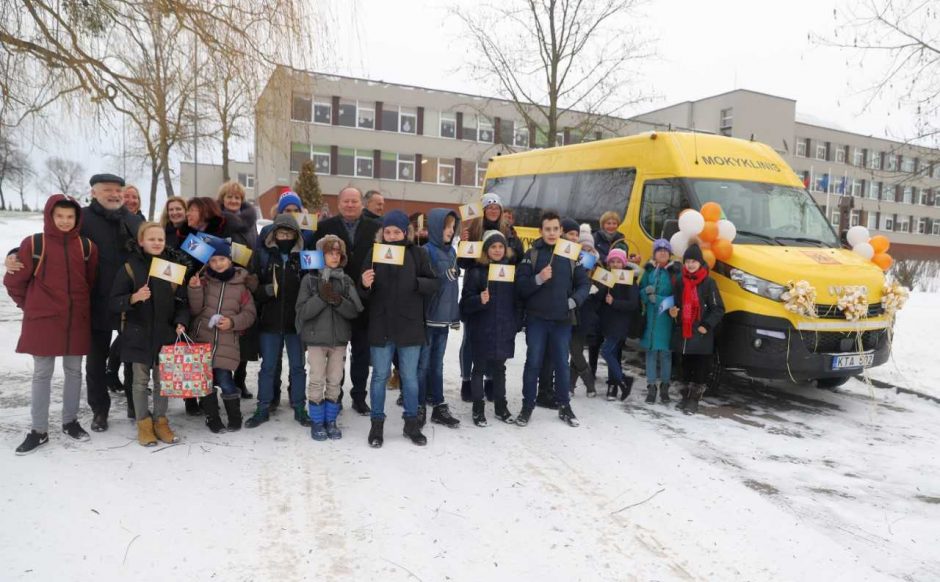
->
xmin=670 ymin=270 xmax=725 ymax=355
xmin=597 ymin=277 xmax=641 ymax=342
xmin=424 ymin=208 xmax=461 ymax=327
xmin=516 ymin=238 xmax=590 ymax=322
xmin=639 ymin=261 xmax=679 ymax=352
xmin=295 ymin=267 xmax=363 ymax=347
xmin=459 ymin=258 xmax=520 ymax=361
xmin=252 ymin=214 xmax=304 ymax=334
xmin=188 ymin=267 xmax=257 ymax=370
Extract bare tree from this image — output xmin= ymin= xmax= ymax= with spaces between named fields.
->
xmin=44 ymin=156 xmax=85 ymax=197
xmin=201 ymin=55 xmax=252 ymax=183
xmin=454 ymin=0 xmax=653 ymax=147
xmin=0 ymin=135 xmax=32 ymax=210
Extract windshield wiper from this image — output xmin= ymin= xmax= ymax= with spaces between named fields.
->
xmin=734 ymin=230 xmax=782 ymax=245
xmin=772 ymin=236 xmax=831 ymax=248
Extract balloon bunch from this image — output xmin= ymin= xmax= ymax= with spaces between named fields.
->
xmin=669 ymin=202 xmax=736 ymax=269
xmin=846 ymin=226 xmax=893 ymax=272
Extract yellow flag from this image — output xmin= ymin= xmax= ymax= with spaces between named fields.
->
xmin=231 ymin=242 xmax=253 ymax=268
xmin=372 ymin=244 xmax=405 ymax=266
xmin=292 ymin=212 xmax=318 ymax=231
xmin=613 ymin=268 xmax=634 ymax=285
xmin=553 ymin=241 xmax=582 ymax=261
xmin=457 ymin=241 xmax=482 ymax=259
xmin=148 ymin=258 xmax=186 ymax=285
xmin=591 ymin=266 xmax=615 ymax=288
xmin=488 ymin=264 xmax=516 ymax=283
xmin=459 ymin=202 xmax=484 ymax=221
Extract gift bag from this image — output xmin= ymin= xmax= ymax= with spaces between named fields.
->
xmin=158 ymin=334 xmax=214 ymax=398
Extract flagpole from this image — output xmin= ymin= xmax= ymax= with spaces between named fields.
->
xmin=825 ymin=167 xmax=832 ymax=221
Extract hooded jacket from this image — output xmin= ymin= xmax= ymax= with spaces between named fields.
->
xmin=252 ymin=214 xmax=304 ymax=334
xmin=188 ymin=267 xmax=257 ymax=370
xmin=424 ymin=208 xmax=461 ymax=327
xmin=4 ymin=195 xmax=99 ymax=356
xmin=516 ymin=238 xmax=591 ymax=322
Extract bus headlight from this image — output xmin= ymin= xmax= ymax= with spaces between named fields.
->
xmin=729 ymin=268 xmax=786 ymax=301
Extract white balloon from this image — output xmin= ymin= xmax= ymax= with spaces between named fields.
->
xmin=670 ymin=231 xmax=690 ymax=258
xmin=846 ymin=225 xmax=871 ymax=247
xmin=678 ymin=210 xmax=705 ymax=236
xmin=717 ymin=219 xmax=737 ymax=242
xmin=852 ymin=242 xmax=875 ymax=260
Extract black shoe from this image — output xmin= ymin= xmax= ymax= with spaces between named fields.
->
xmin=206 ymin=416 xmax=226 ymax=433
xmin=580 ymin=370 xmax=596 ymax=398
xmin=483 ymin=379 xmax=494 ymax=402
xmin=403 ymin=417 xmax=427 ymax=446
xmin=184 ymin=398 xmax=201 ymax=416
xmin=91 ymin=412 xmax=108 ymax=432
xmin=515 ymin=406 xmax=533 ymax=427
xmin=368 ymin=419 xmax=385 ymax=448
xmin=619 ymin=376 xmax=635 ymax=401
xmin=396 ymin=393 xmax=403 ymax=407
xmin=223 ymin=397 xmax=242 ymax=431
xmin=494 ymin=399 xmax=515 ymax=424
xmin=431 ymin=403 xmax=460 ymax=428
xmin=351 ymin=397 xmax=371 ymax=416
xmin=558 ymin=403 xmax=580 ymax=427
xmin=417 ymin=405 xmax=427 ymax=429
xmin=106 ymin=372 xmax=123 ymax=393
xmin=605 ymin=382 xmax=618 ymax=401
xmin=244 ymin=407 xmax=269 ymax=429
xmin=645 ymin=383 xmax=658 ymax=404
xmin=535 ymin=393 xmax=559 ymax=410
xmin=62 ymin=420 xmax=90 ymax=441
xmin=460 ymin=379 xmax=472 ymax=402
xmin=472 ymin=400 xmax=487 ymax=427
xmin=239 ymin=385 xmax=253 ymax=399
xmin=15 ymin=431 xmax=49 ymax=455
xmin=659 ymin=383 xmax=671 ymax=404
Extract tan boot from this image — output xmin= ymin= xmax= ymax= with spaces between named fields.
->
xmin=387 ymin=369 xmax=401 ymax=390
xmin=137 ymin=417 xmax=157 ymax=447
xmin=153 ymin=416 xmax=179 ymax=444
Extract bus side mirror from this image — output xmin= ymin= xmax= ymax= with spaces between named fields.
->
xmin=661 ymin=219 xmax=679 ymax=241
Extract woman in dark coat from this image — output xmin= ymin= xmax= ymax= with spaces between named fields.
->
xmin=217 ymin=181 xmax=258 ymax=248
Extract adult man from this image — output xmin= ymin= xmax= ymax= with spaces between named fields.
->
xmin=312 ymin=187 xmax=381 ymax=414
xmin=362 ymin=190 xmax=385 ymax=221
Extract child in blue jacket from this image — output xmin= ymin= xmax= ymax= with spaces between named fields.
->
xmin=639 ymin=238 xmax=680 ymax=403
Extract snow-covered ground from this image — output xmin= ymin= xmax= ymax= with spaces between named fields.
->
xmin=1 ymin=211 xmax=938 ymax=582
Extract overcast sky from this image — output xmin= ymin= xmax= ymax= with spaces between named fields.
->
xmin=14 ymin=0 xmax=918 ymax=209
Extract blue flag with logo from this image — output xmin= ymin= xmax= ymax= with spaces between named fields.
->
xmin=181 ymin=234 xmax=214 ymax=264
xmin=299 ymin=250 xmax=325 ymax=270
xmin=819 ymin=173 xmax=830 ymax=192
xmin=578 ymin=250 xmax=598 ymax=270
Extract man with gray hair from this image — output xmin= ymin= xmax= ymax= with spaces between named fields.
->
xmin=362 ymin=190 xmax=385 ymax=221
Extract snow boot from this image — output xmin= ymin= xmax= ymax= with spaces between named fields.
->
xmin=659 ymin=382 xmax=671 ymax=404
xmin=619 ymin=376 xmax=635 ymax=401
xmin=137 ymin=417 xmax=158 ymax=447
xmin=431 ymin=403 xmax=460 ymax=428
xmin=244 ymin=405 xmax=269 ymax=429
xmin=153 ymin=416 xmax=178 ymax=444
xmin=484 ymin=379 xmax=494 ymax=402
xmin=645 ymin=383 xmax=658 ymax=404
xmin=222 ymin=395 xmax=242 ymax=432
xmin=515 ymin=406 xmax=533 ymax=427
xmin=676 ymin=383 xmax=691 ymax=412
xmin=293 ymin=404 xmax=312 ymax=427
xmin=684 ymin=384 xmax=706 ymax=415
xmin=460 ymin=379 xmax=472 ymax=402
xmin=309 ymin=402 xmax=327 ymax=441
xmin=403 ymin=417 xmax=427 ymax=446
xmin=184 ymin=397 xmax=201 ymax=416
xmin=605 ymin=381 xmax=618 ymax=401
xmin=417 ymin=404 xmax=427 ymax=429
xmin=558 ymin=403 xmax=580 ymax=427
xmin=201 ymin=391 xmax=225 ymax=433
xmin=16 ymin=430 xmax=49 ymax=455
xmin=324 ymin=400 xmax=342 ymax=440
xmin=472 ymin=400 xmax=487 ymax=427
xmin=351 ymin=396 xmax=371 ymax=416
xmin=494 ymin=398 xmax=515 ymax=424
xmin=368 ymin=418 xmax=384 ymax=448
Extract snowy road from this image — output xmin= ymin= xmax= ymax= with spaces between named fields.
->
xmin=0 ymin=212 xmax=938 ymax=582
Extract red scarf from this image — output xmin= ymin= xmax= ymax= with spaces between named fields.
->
xmin=681 ymin=266 xmax=708 ymax=339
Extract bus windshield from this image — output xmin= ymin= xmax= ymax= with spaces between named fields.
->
xmin=686 ymin=178 xmax=840 ymax=247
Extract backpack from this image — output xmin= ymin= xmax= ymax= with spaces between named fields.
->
xmin=31 ymin=232 xmax=92 ymax=277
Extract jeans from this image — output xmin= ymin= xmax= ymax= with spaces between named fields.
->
xmin=522 ymin=316 xmax=573 ymax=409
xmin=471 ymin=357 xmax=506 ymax=402
xmin=645 ymin=350 xmax=672 ymax=384
xmin=369 ymin=342 xmax=421 ymax=420
xmin=418 ymin=326 xmax=449 ymax=406
xmin=257 ymin=332 xmax=306 ymax=411
xmin=131 ymin=363 xmax=164 ymax=421
xmin=214 ymin=368 xmax=238 ymax=397
xmin=86 ymin=328 xmax=113 ymax=414
xmin=601 ymin=337 xmax=629 ymax=382
xmin=31 ymin=355 xmax=82 ymax=432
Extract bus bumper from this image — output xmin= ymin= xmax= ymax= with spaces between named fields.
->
xmin=716 ymin=312 xmax=892 ymax=382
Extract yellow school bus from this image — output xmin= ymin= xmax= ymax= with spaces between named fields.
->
xmin=482 ymin=131 xmax=890 ymax=386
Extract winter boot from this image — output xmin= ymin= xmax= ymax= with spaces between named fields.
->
xmin=403 ymin=417 xmax=428 ymax=446
xmin=368 ymin=418 xmax=385 ymax=448
xmin=605 ymin=381 xmax=618 ymax=401
xmin=351 ymin=396 xmax=371 ymax=415
xmin=515 ymin=405 xmax=533 ymax=427
xmin=201 ymin=391 xmax=225 ymax=433
xmin=222 ymin=396 xmax=242 ymax=432
xmin=676 ymin=383 xmax=691 ymax=412
xmin=472 ymin=400 xmax=487 ymax=427
xmin=91 ymin=411 xmax=108 ymax=432
xmin=494 ymin=399 xmax=515 ymax=424
xmin=153 ymin=416 xmax=178 ymax=444
xmin=558 ymin=403 xmax=580 ymax=427
xmin=645 ymin=382 xmax=658 ymax=404
xmin=684 ymin=384 xmax=706 ymax=415
xmin=137 ymin=417 xmax=158 ymax=447
xmin=581 ymin=370 xmax=597 ymax=398
xmin=293 ymin=404 xmax=311 ymax=427
xmin=324 ymin=400 xmax=342 ymax=440
xmin=460 ymin=379 xmax=472 ymax=402
xmin=244 ymin=405 xmax=270 ymax=429
xmin=659 ymin=383 xmax=671 ymax=404
xmin=308 ymin=402 xmax=327 ymax=441
xmin=15 ymin=430 xmax=49 ymax=455
xmin=184 ymin=397 xmax=201 ymax=416
xmin=484 ymin=379 xmax=494 ymax=402
xmin=431 ymin=403 xmax=460 ymax=428
xmin=619 ymin=376 xmax=635 ymax=401
xmin=417 ymin=404 xmax=427 ymax=429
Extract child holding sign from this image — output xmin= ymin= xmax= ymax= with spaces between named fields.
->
xmin=639 ymin=238 xmax=680 ymax=404
xmin=459 ymin=230 xmax=520 ymax=426
xmin=598 ymin=249 xmax=641 ymax=401
xmin=110 ymin=222 xmax=190 ymax=446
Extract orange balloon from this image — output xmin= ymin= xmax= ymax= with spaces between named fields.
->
xmin=699 ymin=221 xmax=719 ymax=243
xmin=872 ymin=253 xmax=893 ymax=271
xmin=700 ymin=202 xmax=722 ymax=222
xmin=697 ymin=240 xmax=711 ymax=250
xmin=870 ymin=235 xmax=890 ymax=254
xmin=712 ymin=238 xmax=733 ymax=261
xmin=702 ymin=249 xmax=717 ymax=269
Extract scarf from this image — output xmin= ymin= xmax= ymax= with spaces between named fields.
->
xmin=681 ymin=266 xmax=708 ymax=339
xmin=207 ymin=266 xmax=236 ymax=282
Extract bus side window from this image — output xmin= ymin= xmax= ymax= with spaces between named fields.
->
xmin=640 ymin=180 xmax=686 ymax=240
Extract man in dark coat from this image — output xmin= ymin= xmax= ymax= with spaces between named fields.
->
xmin=312 ymin=186 xmax=381 ymax=414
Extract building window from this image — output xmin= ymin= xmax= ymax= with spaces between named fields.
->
xmin=399 ymin=107 xmax=417 ymax=134
xmin=870 ymin=151 xmax=881 ymax=170
xmin=337 ymin=148 xmax=355 ymax=176
xmin=851 ymin=179 xmax=862 ymax=197
xmin=886 ymin=155 xmax=898 ymax=172
xmin=835 ymin=147 xmax=846 ymax=164
xmin=476 ymin=163 xmax=487 ymax=187
xmin=719 ymin=108 xmax=733 ymax=131
xmin=313 ymin=99 xmax=331 ymax=124
xmin=462 ymin=114 xmax=477 ymax=141
xmin=291 ymin=95 xmax=312 ymax=122
xmin=867 ymin=213 xmax=878 ymax=230
xmin=498 ymin=120 xmax=514 ymax=145
xmin=421 ymin=157 xmax=438 ymax=183
xmin=918 ymin=217 xmax=927 ymax=234
xmin=869 ymin=181 xmax=880 ymax=200
xmin=853 ymin=148 xmax=864 ymax=167
xmin=555 ymin=132 xmax=565 ymax=146
xmin=358 ymin=103 xmax=375 ymax=129
xmin=440 ymin=113 xmax=456 ymax=139
xmin=903 ymin=186 xmax=913 ymax=204
xmin=830 ymin=209 xmax=840 ymax=226
xmin=237 ymin=173 xmax=255 ymax=189
xmin=438 ymin=158 xmax=455 ymax=185
xmin=355 ymin=150 xmax=374 ymax=178
xmin=816 ymin=144 xmax=827 ymax=160
xmin=478 ymin=118 xmax=494 ymax=143
xmin=933 ymin=222 xmax=940 ymax=235
xmin=850 ymin=210 xmax=860 ymax=227
xmin=313 ymin=146 xmax=330 ymax=174
xmin=380 ymin=151 xmax=397 ymax=180
xmin=898 ymin=216 xmax=910 ymax=232
xmin=796 ymin=141 xmax=806 ymax=157
xmin=882 ymin=215 xmax=894 ymax=231
xmin=398 ymin=154 xmax=415 ymax=180
xmin=901 ymin=157 xmax=915 ymax=173
xmin=381 ymin=105 xmax=399 ymax=134
xmin=514 ymin=125 xmax=529 ymax=148
xmin=337 ymin=99 xmax=357 ymax=127
xmin=290 ymin=142 xmax=310 ymax=173
xmin=920 ymin=189 xmax=929 ymax=205
xmin=934 ymin=164 xmax=940 ymax=179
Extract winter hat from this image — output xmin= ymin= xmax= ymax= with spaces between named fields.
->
xmin=683 ymin=244 xmax=705 ymax=265
xmin=382 ymin=209 xmax=410 ymax=233
xmin=482 ymin=192 xmax=504 ymax=209
xmin=578 ymin=224 xmax=594 ymax=248
xmin=482 ymin=229 xmax=507 ymax=251
xmin=207 ymin=236 xmax=232 ymax=259
xmin=561 ymin=217 xmax=579 ymax=234
xmin=607 ymin=248 xmax=628 ymax=266
xmin=316 ymin=234 xmax=348 ymax=267
xmin=653 ymin=238 xmax=672 ymax=254
xmin=277 ymin=190 xmax=303 ymax=214
xmin=611 ymin=239 xmax=630 ymax=255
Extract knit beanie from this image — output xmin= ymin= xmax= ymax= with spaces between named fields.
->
xmin=482 ymin=229 xmax=508 ymax=252
xmin=561 ymin=217 xmax=579 ymax=234
xmin=207 ymin=236 xmax=232 ymax=259
xmin=578 ymin=224 xmax=594 ymax=248
xmin=607 ymin=248 xmax=627 ymax=266
xmin=382 ymin=209 xmax=410 ymax=233
xmin=316 ymin=234 xmax=348 ymax=268
xmin=653 ymin=238 xmax=672 ymax=254
xmin=683 ymin=244 xmax=705 ymax=265
xmin=482 ymin=192 xmax=503 ymax=209
xmin=277 ymin=191 xmax=303 ymax=214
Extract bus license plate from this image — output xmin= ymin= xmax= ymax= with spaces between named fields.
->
xmin=831 ymin=353 xmax=874 ymax=370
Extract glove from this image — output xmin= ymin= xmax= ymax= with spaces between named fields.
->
xmin=644 ymin=285 xmax=655 ymax=295
xmin=318 ymin=280 xmax=343 ymax=306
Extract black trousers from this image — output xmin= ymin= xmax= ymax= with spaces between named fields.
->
xmin=471 ymin=357 xmax=506 ymax=402
xmin=347 ymin=318 xmax=371 ymax=400
xmin=87 ymin=328 xmax=113 ymax=415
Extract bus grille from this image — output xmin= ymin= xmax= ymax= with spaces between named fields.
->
xmin=814 ymin=303 xmax=884 ymax=319
xmin=798 ymin=330 xmax=885 ymax=354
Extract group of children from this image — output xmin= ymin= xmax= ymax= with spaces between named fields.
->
xmin=6 ymin=186 xmax=725 ymax=454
